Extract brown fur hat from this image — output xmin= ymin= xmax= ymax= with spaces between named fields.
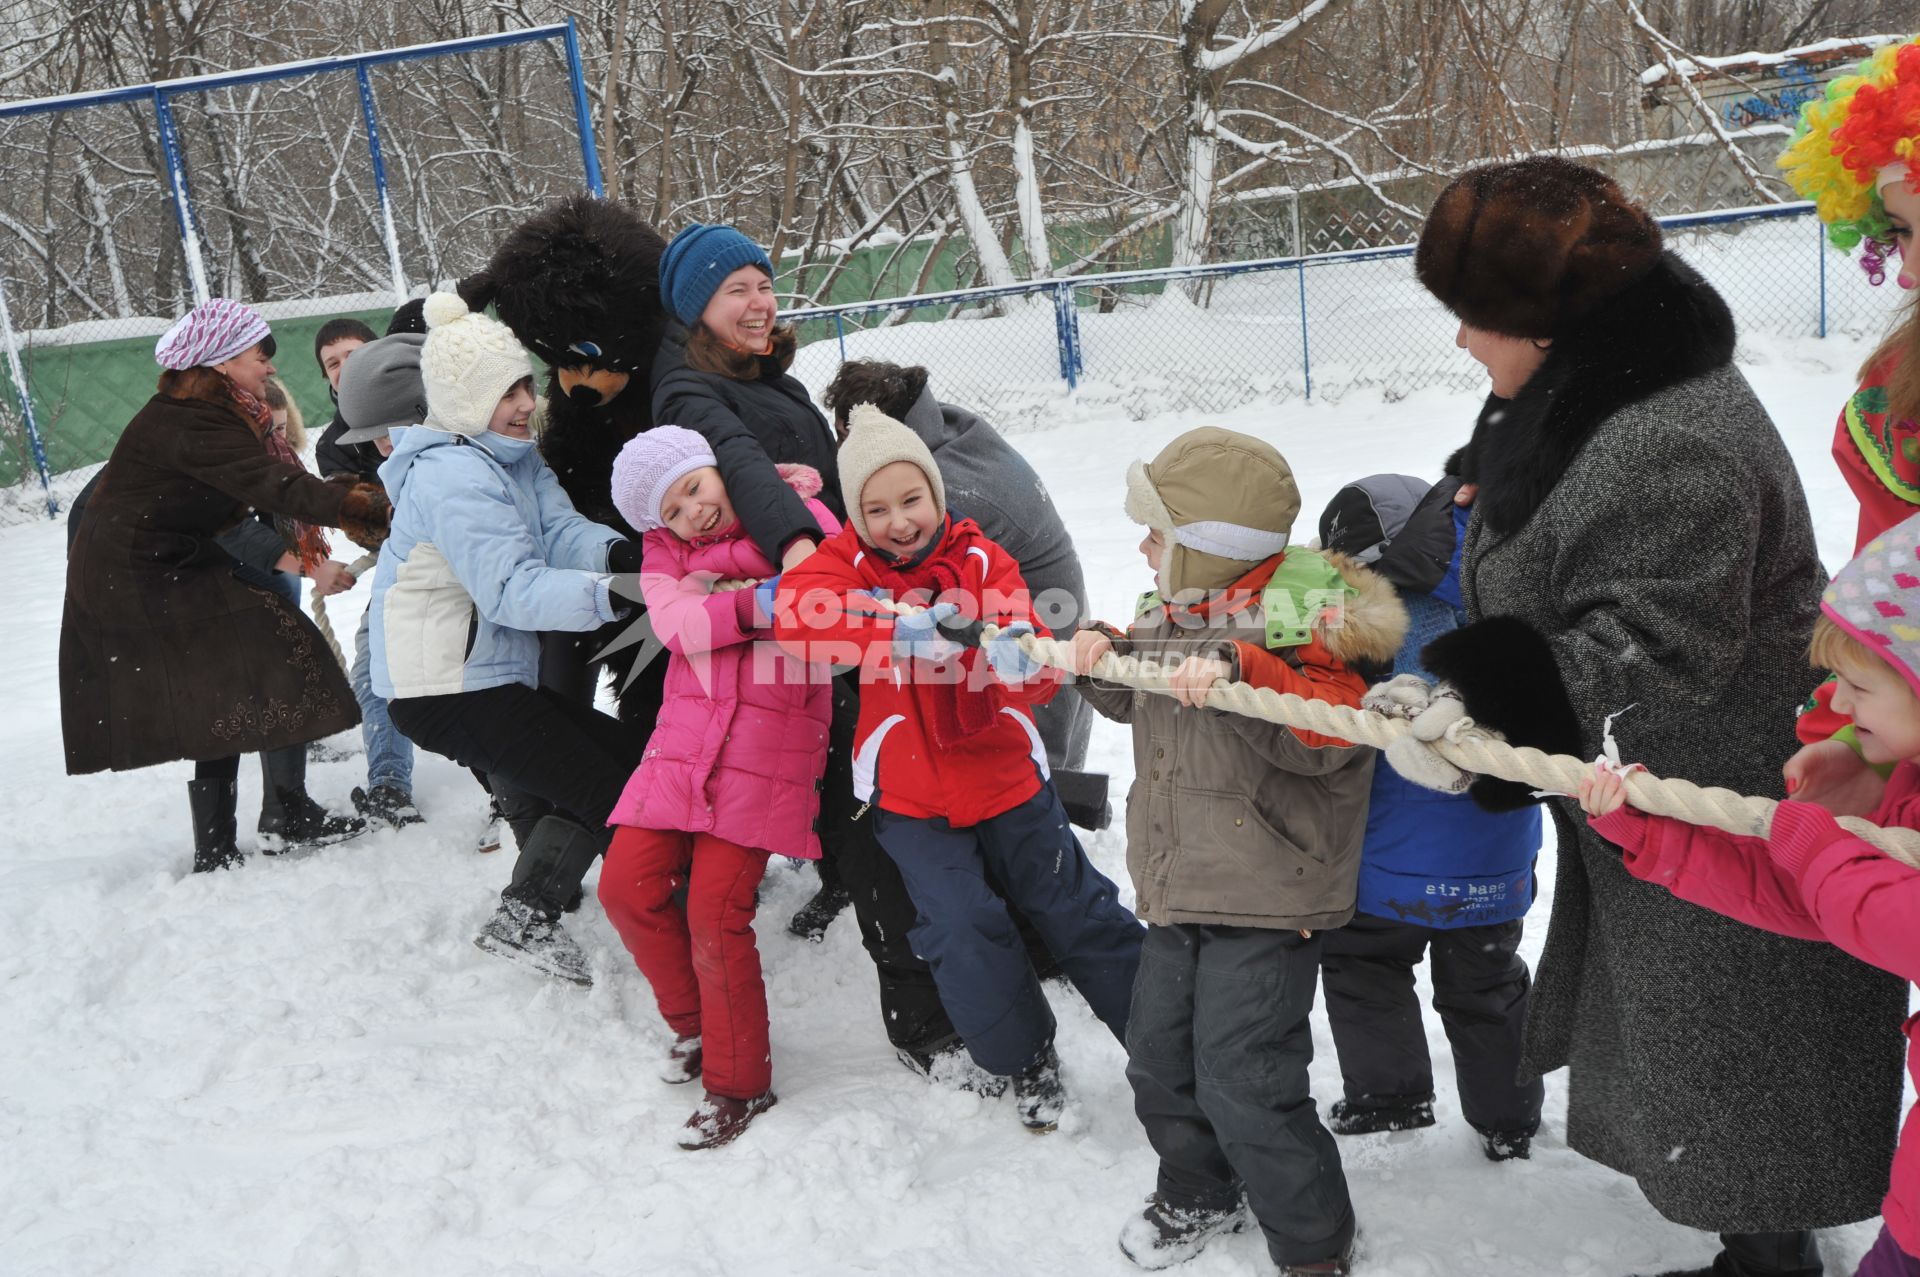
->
xmin=1414 ymin=156 xmax=1663 ymax=339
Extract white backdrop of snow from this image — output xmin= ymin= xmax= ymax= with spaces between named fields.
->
xmin=0 ymin=275 xmax=1909 ymax=1274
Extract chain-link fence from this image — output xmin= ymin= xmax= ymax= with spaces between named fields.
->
xmin=789 ymin=202 xmax=1906 ymax=435
xmin=0 ymin=22 xmax=600 ymax=519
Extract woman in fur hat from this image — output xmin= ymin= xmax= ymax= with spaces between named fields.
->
xmin=1386 ymin=157 xmax=1907 ymax=1276
xmin=60 ymin=298 xmax=390 ymax=873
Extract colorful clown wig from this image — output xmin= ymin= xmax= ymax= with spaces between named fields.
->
xmin=1779 ymin=38 xmax=1920 ymax=282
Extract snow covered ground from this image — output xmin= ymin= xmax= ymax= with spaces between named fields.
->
xmin=0 ymin=331 xmax=1898 ymax=1276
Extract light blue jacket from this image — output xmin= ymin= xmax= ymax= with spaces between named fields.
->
xmin=370 ymin=424 xmax=623 ymax=699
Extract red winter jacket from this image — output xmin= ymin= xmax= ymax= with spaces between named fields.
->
xmin=773 ymin=515 xmax=1062 ymax=827
xmin=1591 ymin=766 xmax=1920 ymax=1258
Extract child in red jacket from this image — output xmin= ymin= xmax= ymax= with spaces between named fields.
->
xmin=1580 ymin=515 xmax=1920 ymax=1277
xmin=774 ymin=404 xmax=1145 ymax=1130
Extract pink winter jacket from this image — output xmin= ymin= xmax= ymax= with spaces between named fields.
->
xmin=607 ymin=469 xmax=838 ymax=859
xmin=1591 ymin=763 xmax=1920 ymax=1258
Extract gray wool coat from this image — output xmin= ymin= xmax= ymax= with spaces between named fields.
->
xmin=899 ymin=384 xmax=1091 ymax=770
xmin=1431 ymin=255 xmax=1906 ymax=1233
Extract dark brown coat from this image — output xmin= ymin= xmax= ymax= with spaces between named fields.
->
xmin=61 ymin=377 xmax=387 ymax=774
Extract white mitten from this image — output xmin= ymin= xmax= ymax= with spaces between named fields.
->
xmin=1361 ymin=672 xmax=1436 ymax=720
xmin=1368 ymin=678 xmax=1490 ymax=795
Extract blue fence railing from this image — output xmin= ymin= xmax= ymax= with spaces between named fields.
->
xmin=785 ymin=200 xmax=1891 ymax=433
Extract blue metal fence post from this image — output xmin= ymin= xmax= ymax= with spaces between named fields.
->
xmin=1297 ymin=260 xmax=1313 ymax=401
xmin=833 ymin=311 xmax=847 ymax=363
xmin=0 ymin=275 xmax=57 ymax=517
xmin=1818 ymin=214 xmax=1829 ymax=339
xmin=151 ymin=89 xmax=210 ymax=303
xmin=1053 ymin=282 xmax=1082 ymax=391
xmin=355 ymin=62 xmax=408 ymax=303
xmin=563 ymin=16 xmax=605 ymax=197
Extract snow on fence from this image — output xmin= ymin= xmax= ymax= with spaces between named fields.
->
xmin=787 ymin=201 xmax=1902 ymax=435
xmin=0 ymin=201 xmax=1902 ymax=527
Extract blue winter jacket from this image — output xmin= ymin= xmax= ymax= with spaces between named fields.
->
xmin=369 ymin=424 xmax=623 ymax=699
xmin=1357 ymin=506 xmax=1541 ymax=928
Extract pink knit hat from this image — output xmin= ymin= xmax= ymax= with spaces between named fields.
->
xmin=611 ymin=425 xmax=717 ymax=532
xmin=1822 ymin=510 xmax=1920 ymax=698
xmin=154 ymin=298 xmax=273 ymax=370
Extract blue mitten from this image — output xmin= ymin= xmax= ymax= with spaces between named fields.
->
xmin=891 ymin=602 xmax=964 ymax=662
xmin=984 ymin=622 xmax=1043 ymax=683
xmin=753 ymin=574 xmax=783 ymax=627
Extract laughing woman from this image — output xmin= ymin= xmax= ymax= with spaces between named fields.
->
xmin=61 ymin=298 xmax=390 ymax=873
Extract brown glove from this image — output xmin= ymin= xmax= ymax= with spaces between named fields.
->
xmin=337 ymin=481 xmax=391 ymax=551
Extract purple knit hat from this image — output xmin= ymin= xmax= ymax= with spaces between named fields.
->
xmin=612 ymin=425 xmax=717 ymax=532
xmin=1822 ymin=510 xmax=1920 ymax=698
xmin=154 ymin=298 xmax=273 ymax=370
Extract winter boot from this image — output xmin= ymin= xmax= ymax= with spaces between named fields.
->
xmin=661 ymin=1034 xmax=703 ymax=1085
xmin=257 ymin=746 xmax=366 ymax=852
xmin=1635 ymin=1229 xmax=1823 ymax=1277
xmin=1278 ymin=1240 xmax=1355 ymax=1277
xmin=352 ymin=783 xmax=424 ymax=831
xmin=1328 ymin=1096 xmax=1435 ymax=1135
xmin=1477 ymin=1125 xmax=1534 ymax=1162
xmin=472 ymin=814 xmax=603 ymax=987
xmin=898 ymin=1042 xmax=1009 ymax=1097
xmin=188 ymin=779 xmax=244 ymax=874
xmin=677 ymin=1091 xmax=778 ymax=1151
xmin=1012 ymin=1044 xmax=1067 ymax=1133
xmin=786 ymin=880 xmax=852 ymax=942
xmin=1117 ymin=1194 xmax=1248 ymax=1270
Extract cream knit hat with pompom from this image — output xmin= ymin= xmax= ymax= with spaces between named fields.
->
xmin=420 ymin=291 xmax=534 ymax=437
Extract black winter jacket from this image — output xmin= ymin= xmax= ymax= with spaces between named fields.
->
xmin=315 ymin=406 xmax=383 ymax=483
xmin=650 ymin=322 xmax=841 ymax=562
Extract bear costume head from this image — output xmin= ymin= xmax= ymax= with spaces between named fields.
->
xmin=458 ymin=195 xmax=669 ymax=538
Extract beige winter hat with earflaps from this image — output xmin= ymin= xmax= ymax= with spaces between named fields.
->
xmin=1125 ymin=426 xmax=1301 ymax=595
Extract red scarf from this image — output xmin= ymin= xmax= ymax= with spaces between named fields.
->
xmin=234 ymin=382 xmax=331 ymax=574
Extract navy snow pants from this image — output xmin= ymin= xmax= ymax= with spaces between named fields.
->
xmin=873 ymin=783 xmax=1145 ymax=1076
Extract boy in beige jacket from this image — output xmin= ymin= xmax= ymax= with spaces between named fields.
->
xmin=1070 ymin=427 xmax=1405 ymax=1275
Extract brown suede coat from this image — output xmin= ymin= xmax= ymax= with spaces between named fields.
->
xmin=61 ymin=380 xmax=383 ymax=774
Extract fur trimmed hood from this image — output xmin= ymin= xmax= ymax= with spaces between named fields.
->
xmin=1447 ymin=252 xmax=1736 ymax=538
xmin=1320 ymin=549 xmax=1409 ymax=670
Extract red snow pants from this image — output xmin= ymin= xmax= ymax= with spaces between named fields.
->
xmin=600 ymin=826 xmax=773 ymax=1099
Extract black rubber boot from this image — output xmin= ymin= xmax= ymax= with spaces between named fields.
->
xmin=1328 ymin=1095 xmax=1436 ymax=1135
xmin=257 ymin=745 xmax=365 ymax=852
xmin=1639 ymin=1230 xmax=1823 ymax=1277
xmin=188 ymin=779 xmax=243 ymax=873
xmin=473 ymin=815 xmax=604 ymax=986
xmin=1013 ymin=1044 xmax=1067 ymax=1133
xmin=787 ymin=880 xmax=853 ymax=941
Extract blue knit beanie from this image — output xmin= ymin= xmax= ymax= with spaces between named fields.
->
xmin=660 ymin=224 xmax=775 ymax=327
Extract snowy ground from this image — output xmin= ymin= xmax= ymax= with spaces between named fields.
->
xmin=0 ymin=333 xmax=1896 ymax=1276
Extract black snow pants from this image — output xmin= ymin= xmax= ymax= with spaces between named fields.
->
xmin=1317 ymin=910 xmax=1543 ymax=1136
xmin=1127 ymin=923 xmax=1355 ymax=1269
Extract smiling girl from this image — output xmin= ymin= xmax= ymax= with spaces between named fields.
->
xmin=370 ymin=293 xmax=641 ymax=986
xmin=596 ymin=426 xmax=839 ymax=1150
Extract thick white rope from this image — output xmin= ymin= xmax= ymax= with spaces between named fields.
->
xmin=993 ymin=623 xmax=1920 ymax=867
xmin=309 ymin=552 xmax=379 ymax=673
